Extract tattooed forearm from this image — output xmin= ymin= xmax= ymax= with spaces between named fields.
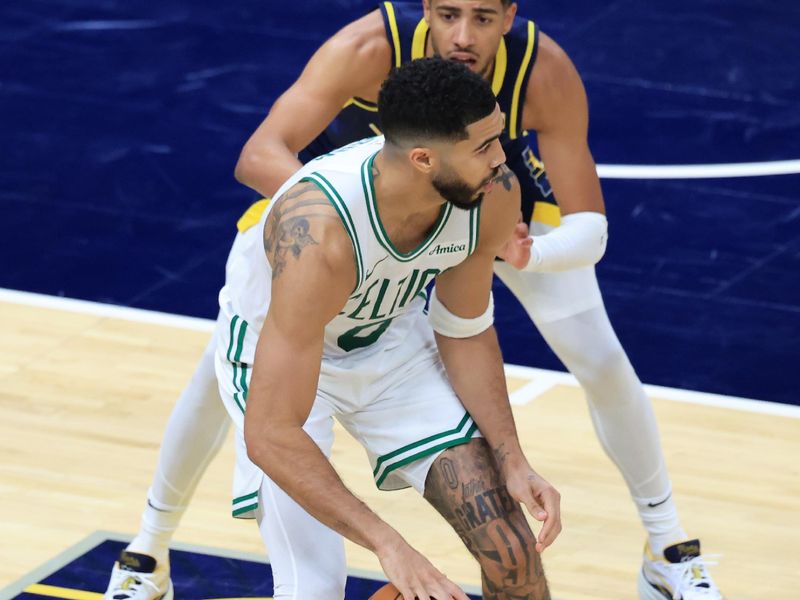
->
xmin=493 ymin=442 xmax=510 ymax=470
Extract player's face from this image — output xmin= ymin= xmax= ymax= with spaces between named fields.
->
xmin=433 ymin=105 xmax=506 ymax=210
xmin=424 ymin=0 xmax=517 ymax=78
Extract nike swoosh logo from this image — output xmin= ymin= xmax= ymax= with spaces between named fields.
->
xmin=647 ymin=492 xmax=672 ymax=508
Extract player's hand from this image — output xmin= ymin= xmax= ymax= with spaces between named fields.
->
xmin=504 ymin=464 xmax=561 ymax=553
xmin=496 ymin=220 xmax=532 ymax=269
xmin=376 ymin=535 xmax=470 ymax=600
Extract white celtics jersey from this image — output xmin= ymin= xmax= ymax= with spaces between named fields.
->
xmin=218 ymin=136 xmax=482 ymax=365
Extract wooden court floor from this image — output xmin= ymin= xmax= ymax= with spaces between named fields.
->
xmin=1 ymin=293 xmax=798 ymax=599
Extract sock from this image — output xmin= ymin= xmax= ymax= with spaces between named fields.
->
xmin=633 ymin=489 xmax=687 ymax=555
xmin=126 ymin=492 xmax=184 ymax=565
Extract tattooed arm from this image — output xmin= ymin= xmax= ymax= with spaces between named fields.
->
xmin=245 ymin=179 xmax=382 ymax=543
xmin=245 ymin=180 xmax=468 ymax=599
xmin=433 ymin=167 xmax=562 ymax=552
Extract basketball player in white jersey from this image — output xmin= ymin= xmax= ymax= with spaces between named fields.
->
xmin=223 ymin=58 xmax=558 ymax=598
xmin=104 ymin=2 xmax=723 ymax=599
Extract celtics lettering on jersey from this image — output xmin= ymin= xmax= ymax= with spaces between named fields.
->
xmin=298 ymin=142 xmax=482 ymax=355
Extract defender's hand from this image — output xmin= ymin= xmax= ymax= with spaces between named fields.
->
xmin=496 ymin=221 xmax=532 ymax=269
xmin=376 ymin=535 xmax=470 ymax=600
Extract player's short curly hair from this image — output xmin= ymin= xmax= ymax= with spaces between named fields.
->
xmin=378 ymin=57 xmax=497 ymax=146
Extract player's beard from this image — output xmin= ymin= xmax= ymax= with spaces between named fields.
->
xmin=432 ymin=164 xmax=498 ymax=210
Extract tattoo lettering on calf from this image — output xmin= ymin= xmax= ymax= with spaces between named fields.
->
xmin=453 ymin=485 xmax=515 ymax=532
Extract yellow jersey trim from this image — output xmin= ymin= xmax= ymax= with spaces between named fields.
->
xmin=236 ymin=198 xmax=271 ymax=233
xmin=532 ymin=201 xmax=561 ymax=228
xmin=410 ymin=18 xmax=506 ymax=97
xmin=383 ymin=2 xmax=402 ymax=68
xmin=491 ymin=38 xmax=508 ymax=97
xmin=411 ymin=18 xmax=428 ymax=59
xmin=343 ymin=97 xmax=379 ymax=112
xmin=508 ymin=21 xmax=536 ymax=139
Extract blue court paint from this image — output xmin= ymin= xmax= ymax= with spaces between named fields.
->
xmin=6 ymin=537 xmax=480 ymax=600
xmin=1 ymin=1 xmax=798 ymax=403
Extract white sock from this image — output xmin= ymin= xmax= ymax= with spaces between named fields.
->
xmin=127 ymin=493 xmax=184 ymax=565
xmin=633 ymin=489 xmax=687 ymax=556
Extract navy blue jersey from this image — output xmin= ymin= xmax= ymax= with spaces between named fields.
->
xmin=300 ymin=1 xmax=557 ymax=226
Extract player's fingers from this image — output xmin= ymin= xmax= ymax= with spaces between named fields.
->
xmin=536 ymin=490 xmax=562 ymax=550
xmin=520 ymin=491 xmax=548 ymax=522
xmin=396 ymin=584 xmax=414 ymax=600
xmin=444 ymin=579 xmax=470 ymax=600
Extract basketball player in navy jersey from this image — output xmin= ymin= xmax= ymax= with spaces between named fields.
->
xmin=104 ymin=3 xmax=723 ymax=599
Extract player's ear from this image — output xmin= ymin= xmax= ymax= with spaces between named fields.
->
xmin=503 ymin=2 xmax=518 ymax=34
xmin=422 ymin=0 xmax=432 ymax=23
xmin=408 ymin=147 xmax=435 ymax=174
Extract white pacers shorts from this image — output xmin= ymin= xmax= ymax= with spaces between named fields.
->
xmin=215 ymin=309 xmax=480 ymax=519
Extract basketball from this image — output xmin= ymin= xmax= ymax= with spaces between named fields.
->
xmin=368 ymin=583 xmax=403 ymax=600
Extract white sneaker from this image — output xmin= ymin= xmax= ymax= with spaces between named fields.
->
xmin=103 ymin=550 xmax=173 ymax=600
xmin=638 ymin=539 xmax=724 ymax=600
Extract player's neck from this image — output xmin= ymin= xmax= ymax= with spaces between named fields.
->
xmin=371 ymin=151 xmax=447 ymax=245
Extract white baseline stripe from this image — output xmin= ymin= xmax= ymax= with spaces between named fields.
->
xmin=504 ymin=364 xmax=800 ymax=419
xmin=3 ymin=288 xmax=798 ymax=419
xmin=0 ymin=288 xmax=215 ymax=333
xmin=596 ymin=159 xmax=800 ymax=179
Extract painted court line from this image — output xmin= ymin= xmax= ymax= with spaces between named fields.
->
xmin=0 ymin=288 xmax=215 ymax=333
xmin=596 ymin=159 xmax=800 ymax=179
xmin=2 ymin=288 xmax=798 ymax=419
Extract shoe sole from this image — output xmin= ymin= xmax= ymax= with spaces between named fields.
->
xmin=637 ymin=568 xmax=671 ymax=600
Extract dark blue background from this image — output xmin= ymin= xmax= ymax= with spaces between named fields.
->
xmin=2 ymin=1 xmax=798 ymax=403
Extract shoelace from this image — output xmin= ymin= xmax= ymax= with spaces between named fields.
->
xmin=112 ymin=573 xmax=163 ymax=600
xmin=667 ymin=555 xmax=721 ymax=600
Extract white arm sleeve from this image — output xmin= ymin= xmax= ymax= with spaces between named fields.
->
xmin=523 ymin=211 xmax=608 ymax=272
xmin=428 ymin=287 xmax=494 ymax=338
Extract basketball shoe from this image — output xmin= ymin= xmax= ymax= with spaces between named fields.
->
xmin=638 ymin=539 xmax=724 ymax=599
xmin=103 ymin=550 xmax=173 ymax=600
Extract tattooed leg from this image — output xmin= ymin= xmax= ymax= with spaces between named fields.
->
xmin=424 ymin=438 xmax=550 ymax=600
